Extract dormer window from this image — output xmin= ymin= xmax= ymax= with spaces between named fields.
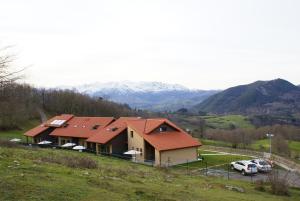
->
xmin=159 ymin=126 xmax=167 ymax=132
xmin=92 ymin=125 xmax=100 ymax=130
xmin=111 ymin=127 xmax=118 ymax=132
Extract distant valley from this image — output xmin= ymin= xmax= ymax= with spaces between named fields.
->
xmin=61 ymin=79 xmax=300 ymax=122
xmin=62 ymin=81 xmax=219 ymax=111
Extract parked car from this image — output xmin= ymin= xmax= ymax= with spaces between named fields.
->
xmin=230 ymin=160 xmax=258 ymax=175
xmin=249 ymin=159 xmax=272 ymax=172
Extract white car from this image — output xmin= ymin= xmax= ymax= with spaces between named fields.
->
xmin=230 ymin=160 xmax=258 ymax=175
xmin=249 ymin=159 xmax=272 ymax=172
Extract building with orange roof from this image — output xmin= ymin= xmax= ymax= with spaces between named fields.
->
xmin=86 ymin=117 xmax=141 ymax=155
xmin=24 ymin=114 xmax=74 ymax=143
xmin=50 ymin=116 xmax=114 ymax=147
xmin=126 ymin=118 xmax=201 ymax=166
xmin=24 ymin=115 xmax=201 ymax=166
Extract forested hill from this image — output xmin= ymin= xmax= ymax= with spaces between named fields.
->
xmin=0 ymin=83 xmax=136 ymax=130
xmin=195 ymin=79 xmax=300 ymax=116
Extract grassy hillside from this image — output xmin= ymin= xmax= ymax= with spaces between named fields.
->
xmin=171 ymin=114 xmax=254 ymax=130
xmin=201 ymin=115 xmax=254 ymax=129
xmin=251 ymin=139 xmax=300 ymax=156
xmin=0 ymin=120 xmax=40 ymax=142
xmin=1 ymin=145 xmax=300 ymax=201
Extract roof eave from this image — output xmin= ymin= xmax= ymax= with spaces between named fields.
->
xmin=158 ymin=144 xmax=202 ymax=152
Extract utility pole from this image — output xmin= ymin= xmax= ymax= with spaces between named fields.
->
xmin=266 ymin=133 xmax=274 ymax=156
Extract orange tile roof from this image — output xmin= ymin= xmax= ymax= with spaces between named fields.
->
xmin=44 ymin=114 xmax=74 ymax=127
xmin=144 ymin=119 xmax=182 ymax=134
xmin=87 ymin=117 xmax=140 ymax=144
xmin=49 ymin=117 xmax=114 ymax=138
xmin=126 ymin=118 xmax=182 ymax=134
xmin=24 ymin=124 xmax=50 ymax=137
xmin=143 ymin=131 xmax=201 ymax=151
xmin=24 ymin=114 xmax=74 ymax=137
xmin=127 ymin=118 xmax=201 ymax=151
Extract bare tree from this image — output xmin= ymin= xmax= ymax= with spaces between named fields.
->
xmin=272 ymin=134 xmax=290 ymax=156
xmin=267 ymin=169 xmax=291 ymax=196
xmin=0 ymin=46 xmax=23 ymax=88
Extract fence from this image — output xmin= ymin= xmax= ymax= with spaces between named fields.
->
xmin=202 ymin=145 xmax=300 ymax=174
xmin=9 ymin=141 xmax=300 ymax=178
xmin=18 ymin=142 xmax=157 ymax=166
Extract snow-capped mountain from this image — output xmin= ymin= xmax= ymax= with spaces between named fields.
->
xmin=61 ymin=81 xmax=219 ymax=111
xmin=75 ymin=81 xmax=189 ymax=94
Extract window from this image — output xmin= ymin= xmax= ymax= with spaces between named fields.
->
xmin=130 ymin=131 xmax=133 ymax=138
xmin=159 ymin=126 xmax=167 ymax=132
xmin=140 ymin=148 xmax=143 ymax=156
xmin=111 ymin=127 xmax=118 ymax=131
xmin=92 ymin=125 xmax=100 ymax=130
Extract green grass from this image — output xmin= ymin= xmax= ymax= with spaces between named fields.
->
xmin=175 ymin=150 xmax=252 ymax=169
xmin=201 ymin=115 xmax=254 ymax=129
xmin=1 ymin=145 xmax=300 ymax=201
xmin=251 ymin=139 xmax=270 ymax=151
xmin=251 ymin=139 xmax=300 ymax=154
xmin=201 ymin=139 xmax=232 ymax=147
xmin=172 ymin=114 xmax=254 ymax=130
xmin=0 ymin=120 xmax=40 ymax=142
xmin=288 ymin=141 xmax=300 ymax=153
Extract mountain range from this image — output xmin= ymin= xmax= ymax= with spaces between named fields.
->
xmin=63 ymin=81 xmax=219 ymax=111
xmin=195 ymin=79 xmax=300 ymax=116
xmin=61 ymin=79 xmax=300 ymax=117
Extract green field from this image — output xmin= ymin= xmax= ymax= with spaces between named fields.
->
xmin=1 ymin=144 xmax=300 ymax=201
xmin=251 ymin=139 xmax=300 ymax=153
xmin=173 ymin=114 xmax=254 ymax=131
xmin=175 ymin=150 xmax=252 ymax=170
xmin=251 ymin=139 xmax=270 ymax=150
xmin=201 ymin=115 xmax=254 ymax=129
xmin=0 ymin=120 xmax=39 ymax=142
xmin=201 ymin=139 xmax=232 ymax=147
xmin=288 ymin=141 xmax=300 ymax=153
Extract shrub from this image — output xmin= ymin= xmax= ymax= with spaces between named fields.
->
xmin=254 ymin=180 xmax=266 ymax=192
xmin=40 ymin=155 xmax=98 ymax=169
xmin=267 ymin=170 xmax=290 ymax=196
xmin=0 ymin=139 xmax=21 ymax=148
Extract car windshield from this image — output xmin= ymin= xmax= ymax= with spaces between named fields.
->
xmin=259 ymin=161 xmax=268 ymax=165
xmin=248 ymin=164 xmax=256 ymax=168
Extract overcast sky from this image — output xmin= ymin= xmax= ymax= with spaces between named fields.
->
xmin=1 ymin=0 xmax=300 ymax=89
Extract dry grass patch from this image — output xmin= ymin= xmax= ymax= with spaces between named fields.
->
xmin=40 ymin=155 xmax=98 ymax=169
xmin=0 ymin=139 xmax=21 ymax=148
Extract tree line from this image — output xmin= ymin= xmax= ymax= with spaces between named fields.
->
xmin=0 ymin=47 xmax=139 ymax=130
xmin=0 ymin=83 xmax=139 ymax=130
xmin=197 ymin=125 xmax=300 ymax=157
